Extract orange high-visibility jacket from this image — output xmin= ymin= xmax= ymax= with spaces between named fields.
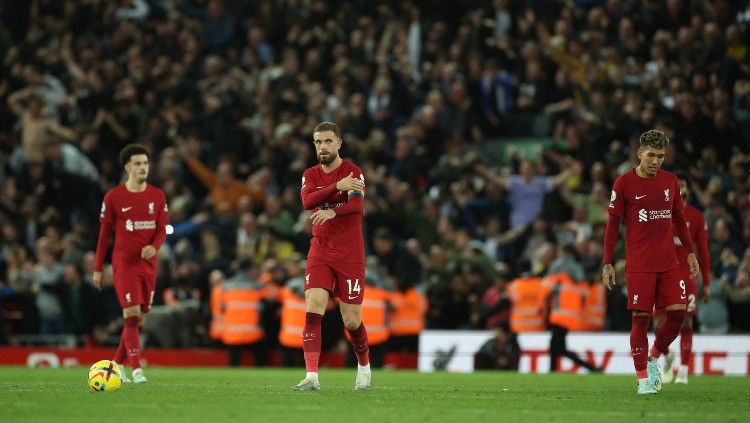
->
xmin=220 ymin=280 xmax=265 ymax=345
xmin=209 ymin=284 xmax=223 ymax=341
xmin=347 ymin=285 xmax=390 ymax=345
xmin=580 ymin=281 xmax=606 ymax=331
xmin=278 ymin=286 xmax=306 ymax=348
xmin=544 ymin=272 xmax=584 ymax=331
xmin=388 ymin=288 xmax=428 ymax=337
xmin=507 ymin=276 xmax=547 ymax=332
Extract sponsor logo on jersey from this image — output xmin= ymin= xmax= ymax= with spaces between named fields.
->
xmin=638 ymin=209 xmax=672 ymax=222
xmin=125 ymin=219 xmax=156 ymax=232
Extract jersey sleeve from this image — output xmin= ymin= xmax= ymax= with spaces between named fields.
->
xmin=671 ymin=183 xmax=693 ymax=255
xmin=608 ymin=176 xmax=625 ymax=218
xmin=300 ymin=168 xmax=337 ymax=210
xmin=695 ymin=212 xmax=712 ymax=286
xmin=150 ymin=190 xmax=169 ymax=250
xmin=333 ymin=164 xmax=365 ymax=216
xmin=94 ymin=191 xmax=116 ymax=272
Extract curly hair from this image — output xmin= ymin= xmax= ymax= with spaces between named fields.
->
xmin=639 ymin=129 xmax=670 ymax=150
xmin=119 ymin=144 xmax=150 ymax=167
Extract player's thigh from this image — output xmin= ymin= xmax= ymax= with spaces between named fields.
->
xmin=305 ymin=261 xmax=336 ymax=294
xmin=626 ymin=272 xmax=657 ymax=312
xmin=138 ymin=270 xmax=156 ymax=313
xmin=332 ymin=263 xmax=365 ymax=305
xmin=655 ymin=267 xmax=689 ymax=310
xmin=113 ymin=264 xmax=145 ymax=312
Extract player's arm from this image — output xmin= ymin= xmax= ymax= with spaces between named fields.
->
xmin=695 ymin=214 xmax=711 ymax=287
xmin=601 ymin=179 xmax=624 ymax=290
xmin=143 ymin=192 xmax=170 ymax=259
xmin=300 ymin=169 xmax=337 ymax=210
xmin=672 ymin=188 xmax=699 ymax=279
xmin=309 ymin=169 xmax=365 ymax=224
xmin=93 ymin=192 xmax=115 ymax=289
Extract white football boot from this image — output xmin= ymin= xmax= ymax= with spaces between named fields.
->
xmin=674 ymin=365 xmax=689 ymax=384
xmin=132 ymin=368 xmax=147 ymax=384
xmin=660 ymin=352 xmax=675 ymax=384
xmin=293 ymin=373 xmax=321 ymax=391
xmin=354 ymin=364 xmax=371 ymax=390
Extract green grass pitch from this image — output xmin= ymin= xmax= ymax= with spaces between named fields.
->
xmin=1 ymin=367 xmax=749 ymax=422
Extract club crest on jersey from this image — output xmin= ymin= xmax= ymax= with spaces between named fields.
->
xmin=632 ymin=294 xmax=638 ymax=305
xmin=148 ymin=202 xmax=155 ymax=214
xmin=609 ymin=190 xmax=616 ymax=208
xmin=664 ymin=189 xmax=670 ymax=202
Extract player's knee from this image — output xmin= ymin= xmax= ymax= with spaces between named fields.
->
xmin=341 ymin=312 xmax=361 ymax=330
xmin=122 ymin=305 xmax=141 ymax=319
xmin=343 ymin=318 xmax=361 ymax=331
xmin=666 ymin=308 xmax=686 ymax=322
xmin=682 ymin=316 xmax=693 ymax=329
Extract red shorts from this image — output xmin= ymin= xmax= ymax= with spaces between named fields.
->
xmin=627 ymin=266 xmax=688 ymax=313
xmin=654 ymin=269 xmax=697 ymax=316
xmin=113 ymin=263 xmax=156 ymax=312
xmin=305 ymin=258 xmax=365 ymax=305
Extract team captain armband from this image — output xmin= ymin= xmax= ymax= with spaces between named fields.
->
xmin=347 ymin=189 xmax=365 ymax=199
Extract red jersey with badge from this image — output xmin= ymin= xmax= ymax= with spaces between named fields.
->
xmin=95 ymin=184 xmax=169 ymax=273
xmin=300 ymin=160 xmax=365 ymax=264
xmin=608 ymin=169 xmax=685 ymax=273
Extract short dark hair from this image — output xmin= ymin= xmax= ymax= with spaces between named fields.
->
xmin=313 ymin=121 xmax=341 ymax=139
xmin=639 ymin=129 xmax=669 ymax=150
xmin=119 ymin=144 xmax=150 ymax=167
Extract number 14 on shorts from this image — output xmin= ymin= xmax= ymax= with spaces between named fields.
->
xmin=347 ymin=279 xmax=361 ymax=299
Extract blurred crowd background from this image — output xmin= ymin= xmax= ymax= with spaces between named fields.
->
xmin=1 ymin=0 xmax=750 ymax=358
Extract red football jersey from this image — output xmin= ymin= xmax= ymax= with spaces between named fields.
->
xmin=608 ymin=169 xmax=684 ymax=273
xmin=300 ymin=160 xmax=365 ymax=264
xmin=95 ymin=184 xmax=169 ymax=272
xmin=674 ymin=204 xmax=711 ymax=285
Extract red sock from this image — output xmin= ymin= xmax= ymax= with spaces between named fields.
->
xmin=347 ymin=323 xmax=370 ymax=366
xmin=651 ymin=309 xmax=686 ymax=359
xmin=303 ymin=312 xmax=323 ymax=373
xmin=631 ymin=314 xmax=650 ymax=378
xmin=680 ymin=326 xmax=693 ymax=366
xmin=113 ymin=330 xmax=127 ymax=364
xmin=123 ymin=316 xmax=142 ymax=370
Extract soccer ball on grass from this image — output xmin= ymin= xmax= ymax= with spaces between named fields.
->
xmin=88 ymin=360 xmax=122 ymax=392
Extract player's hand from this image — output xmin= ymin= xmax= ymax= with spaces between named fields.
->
xmin=310 ymin=209 xmax=335 ymax=225
xmin=141 ymin=245 xmax=157 ymax=260
xmin=336 ymin=172 xmax=364 ymax=192
xmin=93 ymin=271 xmax=103 ymax=290
xmin=687 ymin=252 xmax=700 ymax=280
xmin=601 ymin=264 xmax=615 ymax=290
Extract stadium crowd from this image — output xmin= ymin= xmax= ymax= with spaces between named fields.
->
xmin=1 ymin=0 xmax=750 ymax=359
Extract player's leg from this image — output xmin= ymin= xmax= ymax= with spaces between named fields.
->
xmin=293 ymin=262 xmax=332 ymax=391
xmin=651 ymin=311 xmax=676 ymax=382
xmin=340 ymin=302 xmax=371 ymax=390
xmin=336 ymin=264 xmax=370 ymax=390
xmin=676 ymin=316 xmax=694 ymax=384
xmin=675 ymin=277 xmax=697 ymax=383
xmin=626 ymin=272 xmax=657 ymax=394
xmin=650 ymin=270 xmax=688 ymax=362
xmin=113 ymin=268 xmax=149 ymax=383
